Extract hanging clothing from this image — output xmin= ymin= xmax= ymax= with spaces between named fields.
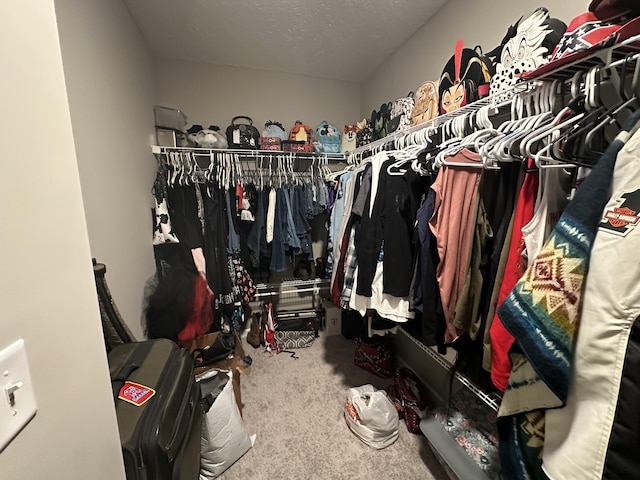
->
xmin=414 ymin=189 xmax=443 ymax=348
xmin=496 ymin=112 xmax=640 ymax=480
xmin=167 ymin=184 xmax=203 ymax=249
xmin=356 ymin=156 xmax=425 ymax=298
xmin=429 ymin=148 xmax=483 ymax=344
xmin=350 ymin=262 xmax=414 ymax=323
xmin=266 ymin=187 xmax=276 ymax=243
xmin=354 ymin=152 xmax=388 ymax=297
xmin=203 ymin=186 xmax=233 ymax=304
xmin=521 ymin=167 xmax=572 ymax=261
xmin=489 ymin=161 xmax=539 ymax=391
xmin=543 ymin=119 xmax=640 ymax=480
xmin=225 ymin=188 xmax=241 ymax=254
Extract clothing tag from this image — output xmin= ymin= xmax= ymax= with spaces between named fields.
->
xmin=233 ymin=129 xmax=240 ymax=145
xmin=118 ymin=381 xmax=156 ymax=406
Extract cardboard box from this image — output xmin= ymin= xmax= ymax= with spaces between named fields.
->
xmin=324 ymin=302 xmax=342 ymax=336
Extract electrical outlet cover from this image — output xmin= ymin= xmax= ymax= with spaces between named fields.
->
xmin=0 ymin=339 xmax=37 ymax=452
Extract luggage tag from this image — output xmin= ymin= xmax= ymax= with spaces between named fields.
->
xmin=118 ymin=381 xmax=156 ymax=407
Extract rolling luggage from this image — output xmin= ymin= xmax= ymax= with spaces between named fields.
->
xmin=108 ymin=339 xmax=203 ymax=480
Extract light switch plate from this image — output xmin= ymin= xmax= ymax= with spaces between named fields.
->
xmin=0 ymin=339 xmax=37 ymax=452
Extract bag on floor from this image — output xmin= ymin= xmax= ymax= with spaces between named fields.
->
xmin=190 ymin=332 xmax=236 ymax=368
xmin=275 ymin=330 xmax=315 ymax=349
xmin=344 ymin=384 xmax=399 ymax=449
xmin=354 ymin=335 xmax=394 ymax=378
xmin=386 ymin=367 xmax=432 ymax=434
xmin=197 ymin=369 xmax=256 ymax=479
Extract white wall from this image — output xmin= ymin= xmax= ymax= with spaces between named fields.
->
xmin=156 ymin=59 xmax=362 ymax=136
xmin=361 ymin=0 xmax=586 ymax=115
xmin=55 ymin=0 xmax=159 ymax=340
xmin=0 ymin=1 xmax=125 ymax=478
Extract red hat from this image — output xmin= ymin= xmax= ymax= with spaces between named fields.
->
xmin=522 ymin=8 xmax=640 ymax=80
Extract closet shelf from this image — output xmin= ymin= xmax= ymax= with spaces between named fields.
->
xmin=529 ymin=33 xmax=640 ymax=82
xmin=400 ymin=327 xmax=502 ymax=412
xmin=344 ymin=84 xmax=532 ymax=160
xmin=152 ymin=145 xmax=346 ymax=161
xmin=254 ymin=277 xmax=330 ymax=297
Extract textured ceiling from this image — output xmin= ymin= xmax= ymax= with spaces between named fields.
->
xmin=124 ymin=0 xmax=448 ymax=82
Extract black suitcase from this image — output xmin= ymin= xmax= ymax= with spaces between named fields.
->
xmin=109 ymin=339 xmax=203 ymax=480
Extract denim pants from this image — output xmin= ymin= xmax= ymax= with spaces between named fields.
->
xmin=270 ymin=188 xmax=289 ymax=272
xmin=293 ymin=185 xmax=313 ymax=258
xmin=283 ymin=185 xmax=301 ymax=252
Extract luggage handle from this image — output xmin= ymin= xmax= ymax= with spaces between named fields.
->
xmin=111 ymin=342 xmax=153 ymax=401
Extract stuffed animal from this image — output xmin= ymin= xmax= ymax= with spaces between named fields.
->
xmin=187 ymin=124 xmax=204 ymax=147
xmin=196 ymin=128 xmax=228 ymax=149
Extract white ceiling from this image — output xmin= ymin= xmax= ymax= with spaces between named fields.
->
xmin=124 ymin=0 xmax=448 ymax=83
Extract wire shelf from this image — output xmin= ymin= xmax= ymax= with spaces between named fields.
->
xmin=400 ymin=328 xmax=502 ymax=412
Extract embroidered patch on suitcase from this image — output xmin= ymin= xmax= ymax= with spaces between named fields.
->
xmin=118 ymin=381 xmax=156 ymax=406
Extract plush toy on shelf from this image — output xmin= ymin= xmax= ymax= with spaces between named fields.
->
xmin=195 ymin=127 xmax=228 ymax=149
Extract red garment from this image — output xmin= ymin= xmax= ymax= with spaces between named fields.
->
xmin=235 ymin=182 xmax=243 ymax=211
xmin=177 ymin=275 xmax=214 ymax=343
xmin=331 ymin=224 xmax=352 ymax=306
xmin=490 ymin=161 xmax=539 ymax=391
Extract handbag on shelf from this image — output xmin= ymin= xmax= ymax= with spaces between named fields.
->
xmin=315 ymin=120 xmax=342 ymax=153
xmin=226 ymin=116 xmax=261 ymax=149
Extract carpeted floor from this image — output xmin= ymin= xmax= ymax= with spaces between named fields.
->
xmin=219 ymin=332 xmax=449 ymax=480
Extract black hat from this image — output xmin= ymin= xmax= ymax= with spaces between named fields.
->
xmin=187 ymin=124 xmax=203 ymax=135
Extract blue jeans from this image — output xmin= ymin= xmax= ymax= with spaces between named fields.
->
xmin=270 ymin=188 xmax=289 ymax=272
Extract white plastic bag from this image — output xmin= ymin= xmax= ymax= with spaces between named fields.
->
xmin=196 ymin=369 xmax=256 ymax=479
xmin=344 ymin=384 xmax=399 ymax=449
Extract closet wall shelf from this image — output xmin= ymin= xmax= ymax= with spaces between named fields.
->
xmin=400 ymin=327 xmax=502 ymax=412
xmin=152 ymin=145 xmax=346 ymax=161
xmin=345 ymin=83 xmax=536 ymax=160
xmin=530 ymin=33 xmax=640 ymax=82
xmin=254 ymin=278 xmax=330 ymax=297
